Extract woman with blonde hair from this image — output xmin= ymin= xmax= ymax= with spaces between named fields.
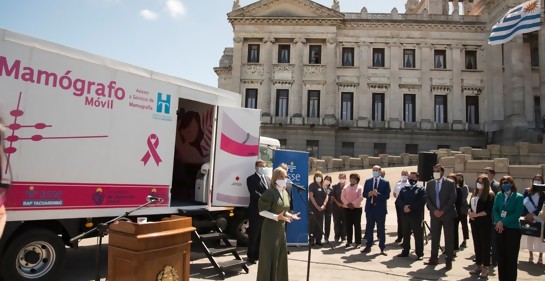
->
xmin=468 ymin=175 xmax=495 ymax=278
xmin=257 ymin=167 xmax=300 ymax=281
xmin=308 ymin=171 xmax=327 ymax=246
xmin=520 ymin=174 xmax=545 ymax=264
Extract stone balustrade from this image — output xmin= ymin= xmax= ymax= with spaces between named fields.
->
xmin=307 ymin=142 xmax=545 ymax=193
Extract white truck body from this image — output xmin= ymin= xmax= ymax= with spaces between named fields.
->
xmin=0 ymin=29 xmax=260 ymax=281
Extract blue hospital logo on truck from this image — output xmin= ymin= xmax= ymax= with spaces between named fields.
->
xmin=156 ymin=93 xmax=171 ymax=114
xmin=152 ymin=92 xmax=174 ymax=122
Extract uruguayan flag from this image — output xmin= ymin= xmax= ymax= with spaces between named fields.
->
xmin=489 ymin=0 xmax=542 ymax=45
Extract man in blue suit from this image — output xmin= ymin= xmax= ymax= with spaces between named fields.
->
xmin=361 ymin=165 xmax=391 ymax=255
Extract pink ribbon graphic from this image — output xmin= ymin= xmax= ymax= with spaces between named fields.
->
xmin=141 ymin=134 xmax=162 ymax=166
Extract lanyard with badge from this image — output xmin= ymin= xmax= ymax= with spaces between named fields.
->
xmin=501 ymin=193 xmax=512 ymax=218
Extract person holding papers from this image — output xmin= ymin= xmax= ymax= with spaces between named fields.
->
xmin=520 ymin=174 xmax=545 ymax=264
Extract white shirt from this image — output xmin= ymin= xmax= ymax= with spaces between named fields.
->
xmin=394 ymin=181 xmax=408 ymax=196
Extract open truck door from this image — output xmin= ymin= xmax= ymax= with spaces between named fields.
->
xmin=210 ymin=106 xmax=260 ymax=207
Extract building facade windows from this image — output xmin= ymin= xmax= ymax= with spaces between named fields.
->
xmin=309 ymin=45 xmax=322 ymax=64
xmin=340 ymin=92 xmax=353 ymax=120
xmin=278 ymin=44 xmax=290 ymax=63
xmin=405 ymin=144 xmax=418 ymax=154
xmin=403 ymin=49 xmax=416 ymax=68
xmin=245 ymin=88 xmax=257 ymax=109
xmin=434 ymin=95 xmax=448 ymax=123
xmin=374 ymin=143 xmax=386 ymax=156
xmin=276 ymin=89 xmax=289 ymax=117
xmin=373 ymin=48 xmax=385 ymax=67
xmin=403 ymin=94 xmax=416 ymax=122
xmin=465 ymin=50 xmax=477 ymax=70
xmin=466 ymin=96 xmax=479 ymax=124
xmin=434 ymin=50 xmax=447 ymax=69
xmin=306 ymin=140 xmax=319 ymax=158
xmin=372 ymin=93 xmax=385 ymax=121
xmin=531 ymin=46 xmax=539 ymax=67
xmin=342 ymin=47 xmax=355 ymax=66
xmin=341 ymin=142 xmax=355 ymax=157
xmin=307 ymin=90 xmax=320 ymax=118
xmin=248 ymin=44 xmax=260 ymax=63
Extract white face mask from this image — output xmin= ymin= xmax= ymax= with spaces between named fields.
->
xmin=476 ymin=183 xmax=483 ymax=190
xmin=276 ymin=179 xmax=286 ymax=188
xmin=433 ymin=172 xmax=441 ymax=180
xmin=533 ymin=181 xmax=542 ymax=185
xmin=339 ymin=179 xmax=346 ymax=183
xmin=258 ymin=167 xmax=265 ymax=175
xmin=324 ymin=180 xmax=331 ymax=186
xmin=315 ymin=177 xmax=322 ymax=183
xmin=401 ymin=175 xmax=408 ymax=182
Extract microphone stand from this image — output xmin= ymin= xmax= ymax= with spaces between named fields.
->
xmin=292 ymin=186 xmax=334 ymax=281
xmin=69 ymin=198 xmax=162 ymax=281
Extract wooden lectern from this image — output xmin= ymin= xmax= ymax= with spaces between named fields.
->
xmin=108 ymin=215 xmax=195 ymax=281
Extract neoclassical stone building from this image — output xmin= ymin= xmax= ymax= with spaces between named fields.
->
xmin=215 ymin=0 xmax=545 ymax=157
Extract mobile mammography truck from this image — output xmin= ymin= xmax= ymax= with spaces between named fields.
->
xmin=0 ymin=29 xmax=263 ymax=281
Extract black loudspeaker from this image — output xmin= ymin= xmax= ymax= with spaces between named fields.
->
xmin=418 ymin=152 xmax=437 ymax=182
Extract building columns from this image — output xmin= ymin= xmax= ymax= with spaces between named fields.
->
xmin=261 ymin=37 xmax=274 ymax=115
xmin=293 ymin=38 xmax=306 ymax=117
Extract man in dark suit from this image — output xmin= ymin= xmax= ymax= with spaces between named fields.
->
xmin=425 ymin=164 xmax=457 ymax=270
xmin=396 ymin=171 xmax=426 ymax=260
xmin=361 ymin=165 xmax=390 ymax=255
xmin=246 ymin=159 xmax=270 ymax=264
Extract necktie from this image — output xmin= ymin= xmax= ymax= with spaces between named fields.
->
xmin=435 ymin=180 xmax=441 ymax=209
xmin=372 ymin=179 xmax=378 ymax=205
xmin=260 ymin=175 xmax=267 ymax=188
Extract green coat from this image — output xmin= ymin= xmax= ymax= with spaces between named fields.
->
xmin=256 ymin=187 xmax=290 ymax=281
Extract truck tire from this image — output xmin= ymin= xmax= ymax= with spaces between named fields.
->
xmin=1 ymin=228 xmax=66 ymax=281
xmin=231 ymin=216 xmax=249 ymax=246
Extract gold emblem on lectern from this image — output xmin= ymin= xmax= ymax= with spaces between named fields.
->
xmin=156 ymin=265 xmax=179 ymax=281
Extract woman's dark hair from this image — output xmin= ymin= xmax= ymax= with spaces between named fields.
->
xmin=349 ymin=173 xmax=360 ymax=183
xmin=500 ymin=175 xmax=517 ymax=193
xmin=530 ymin=174 xmax=545 ymax=195
xmin=178 ymin=109 xmax=204 ymax=157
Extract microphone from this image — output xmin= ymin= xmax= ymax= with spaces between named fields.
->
xmin=146 ymin=195 xmax=164 ymax=203
xmin=287 ymin=179 xmax=306 ymax=192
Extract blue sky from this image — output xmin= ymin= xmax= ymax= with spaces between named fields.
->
xmin=0 ymin=0 xmax=407 ymax=87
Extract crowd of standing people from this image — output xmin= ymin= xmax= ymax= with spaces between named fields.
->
xmin=247 ymin=160 xmax=545 ymax=281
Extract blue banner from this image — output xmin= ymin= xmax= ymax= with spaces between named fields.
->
xmin=273 ymin=149 xmax=309 ymax=245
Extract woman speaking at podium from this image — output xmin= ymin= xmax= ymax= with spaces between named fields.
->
xmin=256 ymin=167 xmax=300 ymax=281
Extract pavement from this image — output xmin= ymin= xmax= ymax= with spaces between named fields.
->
xmin=60 ymin=166 xmax=545 ymax=280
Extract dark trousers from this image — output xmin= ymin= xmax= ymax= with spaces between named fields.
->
xmin=401 ymin=215 xmax=424 ymax=256
xmin=496 ymin=228 xmax=521 ymax=281
xmin=365 ymin=210 xmax=386 ymax=250
xmin=309 ymin=208 xmax=324 ymax=243
xmin=324 ymin=208 xmax=332 ymax=241
xmin=332 ymin=206 xmax=346 ymax=240
xmin=470 ymin=220 xmax=492 ymax=266
xmin=430 ymin=216 xmax=454 ymax=261
xmin=454 ymin=214 xmax=469 ymax=249
xmin=395 ymin=204 xmax=403 ymax=240
xmin=344 ymin=208 xmax=362 ymax=245
xmin=247 ymin=214 xmax=263 ymax=261
xmin=491 ymin=225 xmax=498 ymax=266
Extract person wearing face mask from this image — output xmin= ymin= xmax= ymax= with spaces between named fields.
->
xmin=395 ymin=171 xmax=426 ymax=260
xmin=492 ymin=175 xmax=524 ymax=281
xmin=393 ymin=170 xmax=410 ymax=244
xmin=484 ymin=166 xmax=499 ymax=267
xmin=331 ymin=174 xmax=347 ymax=242
xmin=362 ymin=166 xmax=391 ymax=255
xmin=453 ymin=173 xmax=470 ymax=250
xmin=424 ymin=164 xmax=457 ymax=270
xmin=520 ymin=174 xmax=545 ymax=264
xmin=323 ymin=175 xmax=333 ymax=243
xmin=309 ymin=171 xmax=327 ymax=246
xmin=468 ymin=175 xmax=495 ymax=278
xmin=341 ymin=173 xmax=364 ymax=247
xmin=257 ymin=167 xmax=300 ymax=281
xmin=246 ymin=159 xmax=270 ymax=264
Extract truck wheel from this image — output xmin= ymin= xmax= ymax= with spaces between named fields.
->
xmin=233 ymin=217 xmax=249 ymax=246
xmin=1 ymin=228 xmax=66 ymax=281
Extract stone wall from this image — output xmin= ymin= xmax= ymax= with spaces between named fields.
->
xmin=308 ymin=141 xmax=545 ymax=193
